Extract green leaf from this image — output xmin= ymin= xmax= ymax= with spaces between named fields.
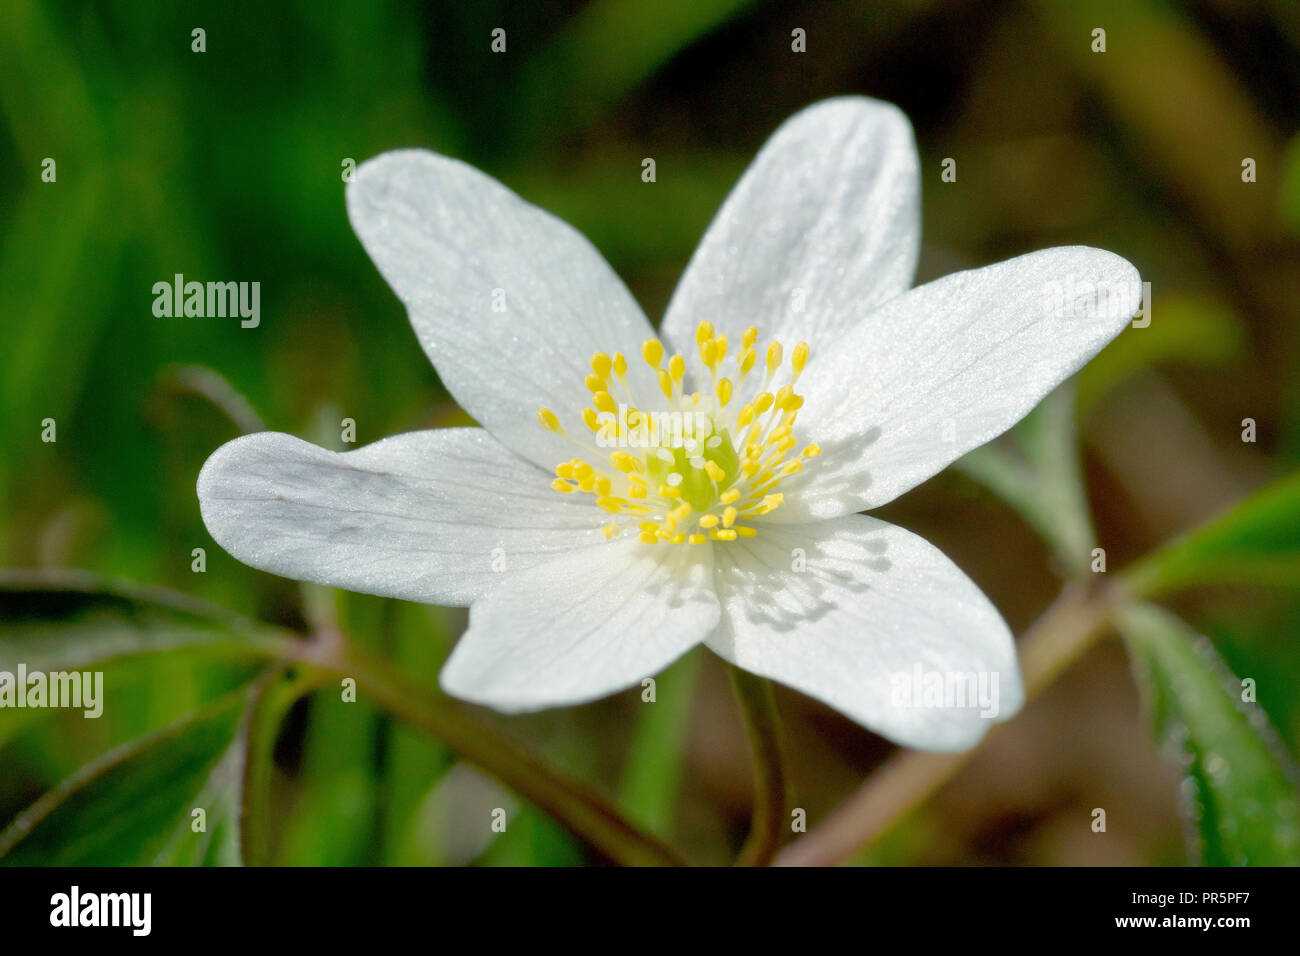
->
xmin=955 ymin=385 xmax=1096 ymax=574
xmin=0 ymin=569 xmax=296 ymax=672
xmin=1118 ymin=603 xmax=1300 ymax=865
xmin=1123 ymin=471 xmax=1300 ymax=596
xmin=0 ymin=692 xmax=247 ymax=865
xmin=152 ymin=728 xmax=246 ymax=866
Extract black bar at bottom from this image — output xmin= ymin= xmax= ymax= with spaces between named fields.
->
xmin=0 ymin=865 xmax=1283 ymax=942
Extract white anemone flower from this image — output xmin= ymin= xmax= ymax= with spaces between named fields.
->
xmin=198 ymin=96 xmax=1139 ymax=752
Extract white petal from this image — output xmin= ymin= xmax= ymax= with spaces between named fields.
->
xmin=774 ymin=246 xmax=1141 ymax=521
xmin=441 ymin=538 xmax=718 ymax=712
xmin=346 ymin=150 xmax=657 ymax=471
xmin=197 ymin=428 xmax=602 ymax=606
xmin=708 ymin=515 xmax=1023 ymax=751
xmin=660 ymin=96 xmax=920 ymax=359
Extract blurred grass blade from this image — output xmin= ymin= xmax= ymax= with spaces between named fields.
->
xmin=515 ymin=0 xmax=755 ymax=145
xmin=1123 ymin=471 xmax=1300 ymax=596
xmin=240 ymin=667 xmax=332 ymax=867
xmin=1030 ymin=0 xmax=1279 ymax=250
xmin=1118 ymin=603 xmax=1300 ymax=865
xmin=0 ymin=692 xmax=246 ymax=865
xmin=0 ymin=569 xmax=298 ymax=671
xmin=618 ymin=650 xmax=700 ymax=837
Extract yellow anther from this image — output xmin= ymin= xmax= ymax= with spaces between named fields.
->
xmin=698 ymin=514 xmax=719 ymax=529
xmin=551 ymin=478 xmax=575 ymax=494
xmin=688 ymin=534 xmax=707 ymax=545
xmin=801 ymin=443 xmax=821 ymax=458
xmin=602 ymin=522 xmax=619 ymax=540
xmin=754 ymin=392 xmax=774 ymax=414
xmin=669 ymin=503 xmax=692 ymax=522
xmin=596 ymin=477 xmax=612 ymax=496
xmin=592 ymin=391 xmax=617 ymax=414
xmin=720 ymin=488 xmax=741 ymax=504
xmin=699 ymin=338 xmax=717 ymax=368
xmin=537 ymin=408 xmax=562 ymax=433
xmin=695 ymin=321 xmax=714 ymax=345
xmin=596 ymin=496 xmax=623 ymax=514
xmin=642 ymin=339 xmax=664 ymax=367
xmin=659 ymin=484 xmax=681 ymax=499
xmin=736 ymin=526 xmax=757 ymax=538
xmin=590 ymin=352 xmax=613 ymax=379
xmin=581 ymin=408 xmax=600 ymax=431
xmin=778 ymin=392 xmax=804 ymax=412
xmin=584 ymin=373 xmax=605 ymax=393
xmin=657 ymin=368 xmax=673 ymax=399
xmin=711 ymin=529 xmax=738 ymax=542
xmin=613 ymin=352 xmax=627 ymax=377
xmin=638 ymin=521 xmax=659 ymax=532
xmin=572 ymin=460 xmax=593 ymax=480
xmin=716 ymin=378 xmax=733 ymax=407
xmin=739 ymin=347 xmax=756 ymax=376
xmin=736 ymin=403 xmax=755 ymax=427
xmin=638 ymin=531 xmax=658 ymax=545
xmin=742 ymin=326 xmax=758 ymax=349
xmin=627 ymin=484 xmax=648 ymax=499
xmin=714 ymin=335 xmax=728 ymax=364
xmin=768 ymin=424 xmax=792 ymax=443
xmin=669 ymin=354 xmax=685 ymax=383
xmin=765 ymin=342 xmax=783 ymax=372
xmin=704 ymin=460 xmax=726 ymax=483
xmin=555 ymin=463 xmax=574 ymax=479
xmin=722 ymin=506 xmax=737 ymax=527
xmin=791 ymin=341 xmax=810 ymax=379
xmin=781 ymin=460 xmax=803 ymax=476
xmin=610 ymin=452 xmax=641 ymax=473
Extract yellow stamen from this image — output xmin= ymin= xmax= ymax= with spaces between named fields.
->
xmin=537 ymin=408 xmax=562 ymax=433
xmin=642 ymin=339 xmax=664 ymax=367
xmin=538 ymin=323 xmax=818 ymax=546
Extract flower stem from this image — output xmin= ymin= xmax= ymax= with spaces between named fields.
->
xmin=772 ymin=581 xmax=1122 ymax=866
xmin=291 ymin=639 xmax=685 ymax=867
xmin=730 ymin=666 xmax=788 ymax=866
